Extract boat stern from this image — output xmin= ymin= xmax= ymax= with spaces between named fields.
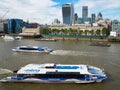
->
xmin=12 ymin=47 xmax=18 ymax=51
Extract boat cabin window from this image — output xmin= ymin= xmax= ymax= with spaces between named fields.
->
xmin=17 ymin=74 xmax=35 ymax=77
xmin=44 ymin=64 xmax=56 ymax=68
xmin=19 ymin=47 xmax=37 ymax=50
xmin=18 ymin=73 xmax=85 ymax=79
xmin=45 ymin=66 xmax=55 ymax=68
xmin=87 ymin=66 xmax=100 ymax=74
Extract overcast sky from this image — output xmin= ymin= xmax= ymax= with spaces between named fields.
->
xmin=0 ymin=0 xmax=120 ymax=24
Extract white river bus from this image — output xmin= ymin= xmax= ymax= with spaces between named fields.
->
xmin=0 ymin=63 xmax=107 ymax=83
xmin=12 ymin=46 xmax=53 ymax=53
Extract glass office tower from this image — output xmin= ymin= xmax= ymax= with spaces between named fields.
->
xmin=62 ymin=3 xmax=74 ymax=25
xmin=82 ymin=6 xmax=88 ymax=19
xmin=91 ymin=13 xmax=96 ymax=23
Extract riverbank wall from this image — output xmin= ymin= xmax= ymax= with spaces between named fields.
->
xmin=108 ymin=37 xmax=120 ymax=42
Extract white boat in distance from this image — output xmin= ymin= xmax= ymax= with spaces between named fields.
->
xmin=3 ymin=35 xmax=23 ymax=41
xmin=3 ymin=35 xmax=14 ymax=41
xmin=0 ymin=63 xmax=107 ymax=83
xmin=14 ymin=36 xmax=23 ymax=40
xmin=12 ymin=45 xmax=53 ymax=53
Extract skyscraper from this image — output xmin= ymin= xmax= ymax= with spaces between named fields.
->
xmin=91 ymin=13 xmax=96 ymax=23
xmin=62 ymin=3 xmax=74 ymax=25
xmin=96 ymin=12 xmax=103 ymax=21
xmin=74 ymin=13 xmax=78 ymax=24
xmin=82 ymin=6 xmax=88 ymax=20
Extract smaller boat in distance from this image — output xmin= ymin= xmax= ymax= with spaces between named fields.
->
xmin=0 ymin=63 xmax=107 ymax=83
xmin=12 ymin=45 xmax=53 ymax=53
xmin=2 ymin=35 xmax=23 ymax=41
xmin=14 ymin=36 xmax=23 ymax=40
xmin=89 ymin=41 xmax=111 ymax=47
xmin=3 ymin=35 xmax=14 ymax=41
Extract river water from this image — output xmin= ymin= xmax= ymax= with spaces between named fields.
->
xmin=0 ymin=38 xmax=120 ymax=90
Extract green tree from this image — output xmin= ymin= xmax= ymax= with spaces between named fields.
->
xmin=78 ymin=30 xmax=83 ymax=35
xmin=56 ymin=29 xmax=60 ymax=35
xmin=61 ymin=29 xmax=66 ymax=40
xmin=61 ymin=29 xmax=65 ymax=35
xmin=41 ymin=28 xmax=50 ymax=34
xmin=64 ymin=29 xmax=68 ymax=35
xmin=69 ymin=28 xmax=74 ymax=35
xmin=84 ymin=30 xmax=89 ymax=35
xmin=102 ymin=27 xmax=108 ymax=36
xmin=96 ymin=29 xmax=101 ymax=36
xmin=72 ymin=29 xmax=78 ymax=36
xmin=52 ymin=29 xmax=57 ymax=34
xmin=89 ymin=30 xmax=94 ymax=35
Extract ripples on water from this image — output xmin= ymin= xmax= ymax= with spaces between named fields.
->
xmin=0 ymin=39 xmax=120 ymax=90
xmin=0 ymin=68 xmax=13 ymax=74
xmin=51 ymin=50 xmax=97 ymax=57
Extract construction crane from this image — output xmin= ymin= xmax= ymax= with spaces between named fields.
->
xmin=0 ymin=10 xmax=9 ymax=23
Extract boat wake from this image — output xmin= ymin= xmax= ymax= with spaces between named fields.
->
xmin=109 ymin=62 xmax=120 ymax=67
xmin=0 ymin=68 xmax=13 ymax=74
xmin=50 ymin=50 xmax=95 ymax=56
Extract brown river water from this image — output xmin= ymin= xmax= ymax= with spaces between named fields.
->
xmin=0 ymin=38 xmax=120 ymax=90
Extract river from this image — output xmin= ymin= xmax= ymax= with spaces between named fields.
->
xmin=0 ymin=38 xmax=120 ymax=90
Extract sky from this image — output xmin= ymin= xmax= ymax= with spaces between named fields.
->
xmin=0 ymin=0 xmax=120 ymax=24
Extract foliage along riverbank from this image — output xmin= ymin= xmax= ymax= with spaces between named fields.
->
xmin=42 ymin=35 xmax=108 ymax=42
xmin=40 ymin=27 xmax=109 ymax=41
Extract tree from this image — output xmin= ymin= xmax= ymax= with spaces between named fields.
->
xmin=52 ymin=29 xmax=57 ymax=35
xmin=89 ymin=30 xmax=94 ymax=35
xmin=78 ymin=30 xmax=83 ymax=35
xmin=41 ymin=28 xmax=50 ymax=34
xmin=72 ymin=29 xmax=78 ymax=36
xmin=56 ymin=29 xmax=60 ymax=35
xmin=102 ymin=27 xmax=108 ymax=36
xmin=64 ymin=29 xmax=68 ymax=35
xmin=95 ymin=29 xmax=101 ymax=36
xmin=69 ymin=28 xmax=74 ymax=35
xmin=84 ymin=30 xmax=88 ymax=35
xmin=61 ymin=29 xmax=65 ymax=35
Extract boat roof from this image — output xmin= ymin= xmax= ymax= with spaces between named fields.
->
xmin=17 ymin=63 xmax=90 ymax=74
xmin=18 ymin=45 xmax=48 ymax=49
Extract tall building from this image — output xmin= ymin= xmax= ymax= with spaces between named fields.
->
xmin=52 ymin=19 xmax=60 ymax=25
xmin=96 ymin=12 xmax=103 ymax=21
xmin=82 ymin=6 xmax=88 ymax=21
xmin=77 ymin=18 xmax=84 ymax=24
xmin=7 ymin=19 xmax=29 ymax=34
xmin=74 ymin=13 xmax=78 ymax=24
xmin=111 ymin=20 xmax=120 ymax=36
xmin=0 ymin=19 xmax=7 ymax=33
xmin=91 ymin=14 xmax=96 ymax=24
xmin=62 ymin=3 xmax=74 ymax=25
xmin=81 ymin=6 xmax=91 ymax=24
